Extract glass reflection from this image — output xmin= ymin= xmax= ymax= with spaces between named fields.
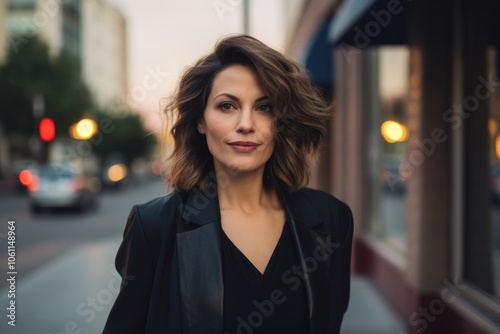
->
xmin=368 ymin=46 xmax=409 ymax=250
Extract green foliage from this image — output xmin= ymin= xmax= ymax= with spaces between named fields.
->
xmin=0 ymin=37 xmax=92 ymax=137
xmin=47 ymin=51 xmax=93 ymax=135
xmin=0 ymin=36 xmax=155 ymax=163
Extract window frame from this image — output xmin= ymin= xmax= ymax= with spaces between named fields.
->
xmin=449 ymin=0 xmax=500 ymax=330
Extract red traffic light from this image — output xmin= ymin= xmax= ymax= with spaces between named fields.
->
xmin=39 ymin=118 xmax=55 ymax=142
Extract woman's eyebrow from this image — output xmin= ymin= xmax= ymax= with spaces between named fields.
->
xmin=212 ymin=93 xmax=269 ymax=103
xmin=213 ymin=93 xmax=239 ymax=102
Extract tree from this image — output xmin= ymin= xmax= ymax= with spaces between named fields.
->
xmin=47 ymin=50 xmax=93 ymax=136
xmin=0 ymin=37 xmax=51 ymax=137
xmin=0 ymin=37 xmax=93 ymax=139
xmin=0 ymin=37 xmax=154 ymax=165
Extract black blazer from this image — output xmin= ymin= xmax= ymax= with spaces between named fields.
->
xmin=103 ymin=187 xmax=353 ymax=334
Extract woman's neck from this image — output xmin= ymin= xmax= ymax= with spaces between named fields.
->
xmin=215 ymin=168 xmax=278 ymax=214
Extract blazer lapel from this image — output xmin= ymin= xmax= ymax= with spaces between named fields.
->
xmin=280 ymin=191 xmax=335 ymax=334
xmin=176 ymin=187 xmax=224 ymax=334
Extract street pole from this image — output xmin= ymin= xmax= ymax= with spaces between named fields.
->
xmin=32 ymin=93 xmax=47 ymax=164
xmin=243 ymin=0 xmax=249 ymax=35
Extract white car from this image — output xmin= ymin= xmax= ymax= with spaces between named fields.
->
xmin=29 ymin=164 xmax=99 ymax=213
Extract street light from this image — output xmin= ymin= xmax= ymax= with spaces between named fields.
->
xmin=381 ymin=120 xmax=408 ymax=143
xmin=70 ymin=118 xmax=98 ymax=140
xmin=107 ymin=163 xmax=127 ymax=182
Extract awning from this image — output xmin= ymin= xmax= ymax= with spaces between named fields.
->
xmin=295 ymin=18 xmax=333 ymax=88
xmin=304 ymin=18 xmax=333 ymax=87
xmin=329 ymin=0 xmax=406 ymax=46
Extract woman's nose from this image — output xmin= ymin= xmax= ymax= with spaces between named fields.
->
xmin=236 ymin=108 xmax=255 ymax=134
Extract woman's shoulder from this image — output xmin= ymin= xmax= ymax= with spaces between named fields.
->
xmin=132 ymin=190 xmax=185 ymax=226
xmin=123 ymin=190 xmax=185 ymax=257
xmin=294 ymin=187 xmax=352 ymax=215
xmin=290 ymin=187 xmax=353 ymax=238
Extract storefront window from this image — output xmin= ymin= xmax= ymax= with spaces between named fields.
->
xmin=459 ymin=2 xmax=500 ymax=323
xmin=367 ymin=46 xmax=409 ymax=251
xmin=463 ymin=42 xmax=500 ymax=301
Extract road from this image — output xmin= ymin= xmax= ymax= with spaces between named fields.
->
xmin=0 ymin=178 xmax=168 ymax=333
xmin=0 ymin=178 xmax=168 ymax=288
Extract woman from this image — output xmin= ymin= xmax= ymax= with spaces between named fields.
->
xmin=103 ymin=35 xmax=353 ymax=334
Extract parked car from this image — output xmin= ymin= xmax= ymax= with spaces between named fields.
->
xmin=29 ymin=164 xmax=100 ymax=213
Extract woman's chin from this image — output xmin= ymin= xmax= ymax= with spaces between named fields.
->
xmin=217 ymin=164 xmax=265 ymax=176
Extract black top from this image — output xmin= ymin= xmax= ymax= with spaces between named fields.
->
xmin=222 ymin=220 xmax=309 ymax=334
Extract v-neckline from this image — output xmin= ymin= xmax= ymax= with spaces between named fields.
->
xmin=222 ymin=221 xmax=287 ymax=277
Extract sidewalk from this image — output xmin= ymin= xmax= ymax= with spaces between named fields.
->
xmin=0 ymin=237 xmax=121 ymax=334
xmin=342 ymin=277 xmax=406 ymax=333
xmin=0 ymin=237 xmax=405 ymax=333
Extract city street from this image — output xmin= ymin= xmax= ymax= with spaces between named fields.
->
xmin=0 ymin=178 xmax=169 ymax=288
xmin=0 ymin=179 xmax=168 ymax=333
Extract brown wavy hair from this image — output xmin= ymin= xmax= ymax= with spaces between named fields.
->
xmin=164 ymin=35 xmax=331 ymax=193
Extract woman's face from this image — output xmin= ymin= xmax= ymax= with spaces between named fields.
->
xmin=198 ymin=64 xmax=275 ymax=176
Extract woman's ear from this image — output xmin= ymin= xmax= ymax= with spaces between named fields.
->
xmin=197 ymin=118 xmax=206 ymax=134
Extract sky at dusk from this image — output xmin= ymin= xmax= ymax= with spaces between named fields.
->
xmin=107 ymin=0 xmax=245 ymax=133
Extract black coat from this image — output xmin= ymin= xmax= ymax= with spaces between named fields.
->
xmin=103 ymin=187 xmax=353 ymax=334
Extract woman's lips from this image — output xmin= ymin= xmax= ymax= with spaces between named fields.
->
xmin=228 ymin=141 xmax=260 ymax=153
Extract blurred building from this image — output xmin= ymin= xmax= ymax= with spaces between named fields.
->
xmin=1 ymin=0 xmax=127 ymax=109
xmin=81 ymin=0 xmax=127 ymax=108
xmin=3 ymin=0 xmax=79 ymax=58
xmin=289 ymin=0 xmax=500 ymax=333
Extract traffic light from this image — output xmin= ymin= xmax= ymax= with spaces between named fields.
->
xmin=39 ymin=118 xmax=55 ymax=142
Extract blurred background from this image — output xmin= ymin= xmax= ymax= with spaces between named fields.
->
xmin=0 ymin=0 xmax=499 ymax=333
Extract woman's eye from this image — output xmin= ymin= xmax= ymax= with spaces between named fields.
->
xmin=258 ymin=104 xmax=272 ymax=112
xmin=219 ymin=103 xmax=234 ymax=111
